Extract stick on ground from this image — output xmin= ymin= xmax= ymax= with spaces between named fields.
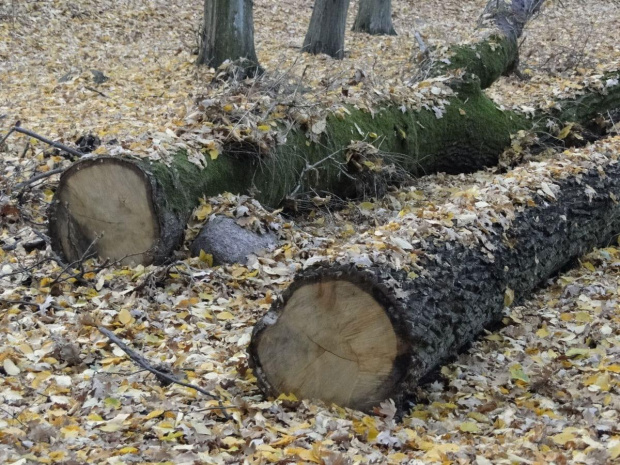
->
xmin=97 ymin=326 xmax=231 ymax=417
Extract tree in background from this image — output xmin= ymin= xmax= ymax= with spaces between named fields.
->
xmin=352 ymin=0 xmax=396 ymax=35
xmin=197 ymin=0 xmax=261 ymax=76
xmin=303 ymin=0 xmax=351 ymax=59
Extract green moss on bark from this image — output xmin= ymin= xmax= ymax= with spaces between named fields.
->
xmin=433 ymin=35 xmax=518 ymax=89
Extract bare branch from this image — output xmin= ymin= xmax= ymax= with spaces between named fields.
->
xmin=97 ymin=326 xmax=231 ymax=418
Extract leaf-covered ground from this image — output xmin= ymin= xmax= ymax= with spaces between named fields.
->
xmin=1 ymin=0 xmax=620 ymax=464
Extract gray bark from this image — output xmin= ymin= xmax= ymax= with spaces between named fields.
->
xmin=190 ymin=215 xmax=277 ymax=265
xmin=303 ymin=0 xmax=351 ymax=59
xmin=480 ymin=0 xmax=545 ymax=40
xmin=352 ymin=0 xmax=396 ymax=35
xmin=197 ymin=0 xmax=260 ymax=75
xmin=250 ymin=161 xmax=620 ymax=410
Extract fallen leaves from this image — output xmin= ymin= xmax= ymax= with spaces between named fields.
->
xmin=0 ymin=0 xmax=619 ymax=464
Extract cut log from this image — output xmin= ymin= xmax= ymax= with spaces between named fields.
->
xmin=48 ymin=0 xmax=620 ymax=266
xmin=48 ymin=77 xmax=619 ymax=266
xmin=248 ymin=147 xmax=620 ymax=411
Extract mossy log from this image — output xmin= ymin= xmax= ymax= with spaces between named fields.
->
xmin=48 ymin=0 xmax=620 ymax=266
xmin=48 ymin=73 xmax=620 ymax=266
xmin=248 ymin=159 xmax=620 ymax=411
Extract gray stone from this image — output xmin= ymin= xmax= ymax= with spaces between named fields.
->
xmin=190 ymin=215 xmax=277 ymax=265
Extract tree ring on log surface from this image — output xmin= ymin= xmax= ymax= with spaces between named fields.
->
xmin=49 ymin=157 xmax=161 ymax=266
xmin=250 ymin=273 xmax=410 ymax=411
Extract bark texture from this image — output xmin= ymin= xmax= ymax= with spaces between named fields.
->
xmin=197 ymin=0 xmax=260 ymax=74
xmin=352 ymin=0 xmax=396 ymax=35
xmin=249 ymin=161 xmax=620 ymax=411
xmin=303 ymin=0 xmax=351 ymax=59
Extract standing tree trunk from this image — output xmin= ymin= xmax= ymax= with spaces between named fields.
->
xmin=197 ymin=0 xmax=260 ymax=76
xmin=303 ymin=0 xmax=351 ymax=59
xmin=352 ymin=0 xmax=396 ymax=35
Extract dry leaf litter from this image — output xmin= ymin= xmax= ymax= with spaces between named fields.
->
xmin=1 ymin=0 xmax=620 ymax=463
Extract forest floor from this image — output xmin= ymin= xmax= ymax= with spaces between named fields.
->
xmin=1 ymin=0 xmax=620 ymax=464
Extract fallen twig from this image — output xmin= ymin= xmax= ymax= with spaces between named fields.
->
xmin=85 ymin=86 xmax=108 ymax=98
xmin=97 ymin=326 xmax=231 ymax=418
xmin=14 ymin=167 xmax=64 ymax=191
xmin=415 ymin=31 xmax=428 ymax=56
xmin=1 ymin=125 xmax=85 ymax=158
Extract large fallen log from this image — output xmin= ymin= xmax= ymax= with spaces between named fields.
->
xmin=48 ymin=0 xmax=620 ymax=265
xmin=248 ymin=138 xmax=620 ymax=411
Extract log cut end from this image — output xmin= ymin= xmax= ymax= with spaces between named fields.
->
xmin=49 ymin=158 xmax=160 ymax=266
xmin=249 ymin=278 xmax=405 ymax=411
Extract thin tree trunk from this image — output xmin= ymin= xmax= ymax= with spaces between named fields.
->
xmin=352 ymin=0 xmax=396 ymax=35
xmin=303 ymin=0 xmax=351 ymax=59
xmin=248 ymin=154 xmax=620 ymax=411
xmin=197 ymin=0 xmax=260 ymax=75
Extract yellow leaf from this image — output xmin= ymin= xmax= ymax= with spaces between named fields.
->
xmin=3 ymin=358 xmax=20 ymax=375
xmin=467 ymin=411 xmax=489 ymax=423
xmin=104 ymin=397 xmax=121 ymax=408
xmin=459 ymin=422 xmax=480 ymax=433
xmin=145 ymin=409 xmax=165 ymax=420
xmin=584 ymin=372 xmax=611 ymax=391
xmin=536 ymin=324 xmax=550 ymax=338
xmin=216 ymin=311 xmax=235 ymax=320
xmin=459 ymin=108 xmax=466 ymax=115
xmin=118 ymin=447 xmax=139 ymax=454
xmin=117 ymin=308 xmax=132 ymax=325
xmin=194 ymin=204 xmax=212 ymax=221
xmin=582 ymin=261 xmax=596 ymax=272
xmin=359 ymin=202 xmax=375 ymax=210
xmin=510 ymin=364 xmax=530 ymax=383
xmin=609 ymin=440 xmax=620 ymax=460
xmin=270 ymin=435 xmax=296 ymax=447
xmin=551 ymin=431 xmax=576 ymax=445
xmin=423 ymin=443 xmax=460 ymax=461
xmin=87 ymin=413 xmax=104 ymax=421
xmin=504 ymin=287 xmax=514 ymax=307
xmin=277 ymin=392 xmax=298 ymax=401
xmin=99 ymin=422 xmax=122 ymax=432
xmin=369 ymin=132 xmax=378 ymax=138
xmin=557 ymin=122 xmax=574 ymax=140
xmin=199 ymin=250 xmax=213 ymax=266
xmin=60 ymin=425 xmax=82 ymax=438
xmin=258 ymin=125 xmax=271 ymax=131
xmin=223 ymin=104 xmax=233 ymax=112
xmin=221 ymin=437 xmax=245 ymax=448
xmin=209 ymin=148 xmax=219 ymax=160
xmin=388 ymin=453 xmax=408 ymax=463
xmin=49 ymin=451 xmax=67 ymax=462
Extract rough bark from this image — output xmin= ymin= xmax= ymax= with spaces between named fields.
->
xmin=248 ymin=160 xmax=620 ymax=411
xmin=197 ymin=0 xmax=260 ymax=75
xmin=352 ymin=0 xmax=396 ymax=36
xmin=303 ymin=0 xmax=351 ymax=59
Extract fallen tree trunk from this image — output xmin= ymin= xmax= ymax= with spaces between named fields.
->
xmin=48 ymin=0 xmax=620 ymax=265
xmin=248 ymin=141 xmax=620 ymax=411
